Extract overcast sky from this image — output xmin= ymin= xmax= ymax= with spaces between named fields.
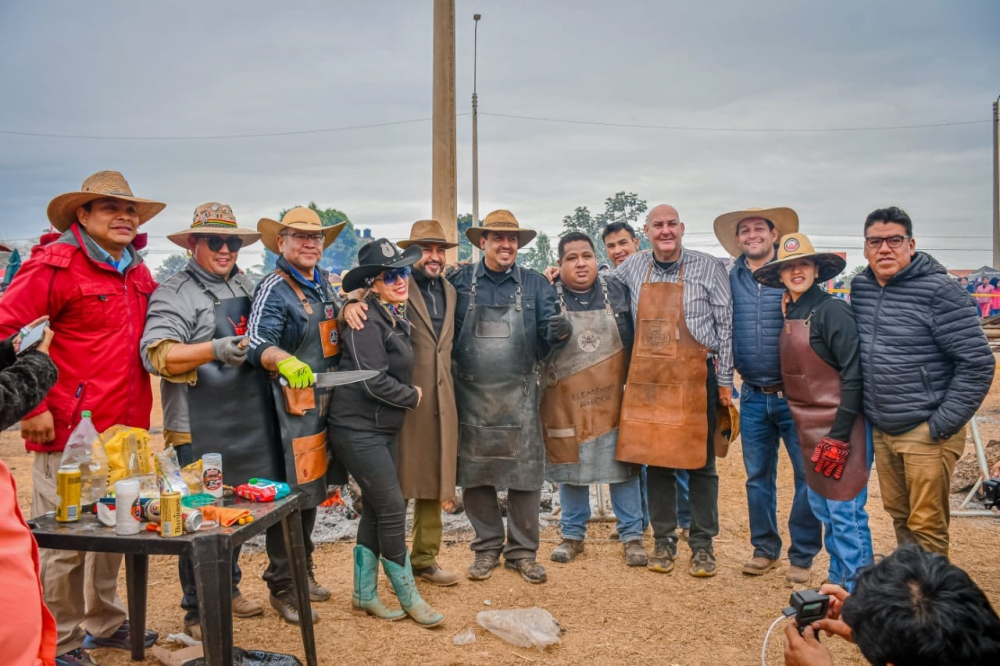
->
xmin=1 ymin=0 xmax=997 ymax=272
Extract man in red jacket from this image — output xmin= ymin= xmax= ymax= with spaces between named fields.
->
xmin=0 ymin=171 xmax=162 ymax=665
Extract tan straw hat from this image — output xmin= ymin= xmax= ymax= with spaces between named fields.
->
xmin=465 ymin=209 xmax=536 ymax=248
xmin=752 ymin=232 xmax=847 ymax=289
xmin=47 ymin=170 xmax=166 ymax=232
xmin=167 ymin=202 xmax=261 ymax=248
xmin=397 ymin=219 xmax=458 ymax=249
xmin=257 ymin=206 xmax=346 ymax=254
xmin=712 ymin=207 xmax=799 ymax=258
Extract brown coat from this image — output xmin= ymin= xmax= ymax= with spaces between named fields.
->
xmin=397 ymin=276 xmax=458 ymax=500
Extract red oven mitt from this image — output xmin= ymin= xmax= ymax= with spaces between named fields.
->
xmin=811 ymin=437 xmax=850 ymax=480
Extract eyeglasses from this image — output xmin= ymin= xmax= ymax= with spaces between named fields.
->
xmin=283 ymin=232 xmax=326 ymax=245
xmin=864 ymin=235 xmax=910 ymax=250
xmin=198 ymin=235 xmax=243 ymax=252
xmin=378 ymin=267 xmax=412 ymax=285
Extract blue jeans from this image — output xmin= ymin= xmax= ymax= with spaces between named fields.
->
xmin=641 ymin=468 xmax=690 ymax=531
xmin=739 ymin=385 xmax=822 ymax=567
xmin=560 ymin=476 xmax=644 ymax=543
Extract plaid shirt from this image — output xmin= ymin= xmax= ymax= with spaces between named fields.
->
xmin=610 ymin=248 xmax=734 ymax=387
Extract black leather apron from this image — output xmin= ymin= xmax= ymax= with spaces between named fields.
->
xmin=453 ymin=278 xmax=544 ymax=491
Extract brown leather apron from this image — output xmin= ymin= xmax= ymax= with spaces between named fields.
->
xmin=780 ymin=317 xmax=869 ymax=501
xmin=540 ymin=278 xmax=631 ymax=484
xmin=617 ymin=261 xmax=710 ymax=470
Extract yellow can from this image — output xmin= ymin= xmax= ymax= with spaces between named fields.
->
xmin=56 ymin=464 xmax=82 ymax=523
xmin=160 ymin=491 xmax=183 ymax=537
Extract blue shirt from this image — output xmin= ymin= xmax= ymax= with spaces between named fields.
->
xmin=78 ymin=228 xmax=132 ymax=273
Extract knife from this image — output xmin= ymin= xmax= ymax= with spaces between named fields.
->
xmin=280 ymin=369 xmax=380 ymax=388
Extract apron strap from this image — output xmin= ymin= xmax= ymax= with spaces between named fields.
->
xmin=514 ymin=282 xmax=522 ymax=312
xmin=555 ymin=283 xmax=567 ymax=313
xmin=184 ymin=269 xmax=221 ymax=307
xmin=276 ymin=270 xmax=314 ymax=316
xmin=599 ymin=275 xmax=613 ymax=315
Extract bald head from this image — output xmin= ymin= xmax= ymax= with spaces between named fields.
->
xmin=644 ymin=204 xmax=685 ymax=262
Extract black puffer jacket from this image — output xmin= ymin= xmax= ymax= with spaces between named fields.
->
xmin=851 ymin=252 xmax=994 ymax=439
xmin=0 ymin=335 xmax=58 ymax=431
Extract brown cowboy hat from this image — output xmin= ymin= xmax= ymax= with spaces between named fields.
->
xmin=0 ymin=243 xmax=11 ymax=253
xmin=714 ymin=403 xmax=741 ymax=458
xmin=465 ymin=209 xmax=536 ymax=248
xmin=712 ymin=207 xmax=799 ymax=258
xmin=397 ymin=219 xmax=458 ymax=249
xmin=167 ymin=202 xmax=261 ymax=249
xmin=257 ymin=206 xmax=345 ymax=255
xmin=47 ymin=170 xmax=166 ymax=233
xmin=753 ymin=233 xmax=847 ymax=289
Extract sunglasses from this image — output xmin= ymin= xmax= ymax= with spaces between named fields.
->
xmin=197 ymin=235 xmax=243 ymax=252
xmin=378 ymin=267 xmax=412 ymax=285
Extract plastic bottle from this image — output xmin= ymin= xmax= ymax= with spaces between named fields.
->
xmin=61 ymin=411 xmax=108 ymax=503
xmin=201 ymin=453 xmax=224 ymax=498
xmin=114 ymin=479 xmax=142 ymax=535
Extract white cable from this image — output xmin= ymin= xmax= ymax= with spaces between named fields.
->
xmin=762 ymin=615 xmax=787 ymax=666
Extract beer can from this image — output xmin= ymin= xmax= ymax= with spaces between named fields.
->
xmin=160 ymin=491 xmax=183 ymax=537
xmin=56 ymin=464 xmax=82 ymax=523
xmin=142 ymin=498 xmax=161 ymax=523
xmin=183 ymin=509 xmax=203 ymax=533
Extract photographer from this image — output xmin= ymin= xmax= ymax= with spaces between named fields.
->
xmin=784 ymin=546 xmax=1000 ymax=665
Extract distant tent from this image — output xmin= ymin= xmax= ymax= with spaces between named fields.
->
xmin=967 ymin=265 xmax=1000 ymax=281
xmin=1 ymin=248 xmax=20 ymax=289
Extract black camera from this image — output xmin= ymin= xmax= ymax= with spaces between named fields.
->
xmin=983 ymin=478 xmax=1000 ymax=509
xmin=786 ymin=589 xmax=830 ymax=635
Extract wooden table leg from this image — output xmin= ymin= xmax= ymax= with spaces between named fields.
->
xmin=193 ymin=535 xmax=234 ymax=666
xmin=124 ymin=553 xmax=148 ymax=661
xmin=283 ymin=509 xmax=318 ymax=666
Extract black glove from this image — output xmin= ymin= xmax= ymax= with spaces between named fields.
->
xmin=212 ymin=335 xmax=249 ymax=367
xmin=549 ymin=313 xmax=573 ymax=341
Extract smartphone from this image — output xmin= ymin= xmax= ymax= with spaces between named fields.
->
xmin=17 ymin=321 xmax=49 ymax=355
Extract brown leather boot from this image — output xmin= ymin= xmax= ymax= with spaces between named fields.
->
xmin=550 ymin=539 xmax=584 ymax=564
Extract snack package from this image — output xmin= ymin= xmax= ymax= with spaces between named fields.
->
xmin=181 ymin=459 xmax=205 ymax=495
xmin=154 ymin=446 xmax=190 ymax=496
xmin=102 ymin=426 xmax=153 ymax=487
xmin=235 ymin=478 xmax=291 ymax=502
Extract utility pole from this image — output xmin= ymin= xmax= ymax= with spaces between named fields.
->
xmin=433 ymin=0 xmax=458 ymax=262
xmin=471 ymin=14 xmax=482 ymax=263
xmin=993 ymin=95 xmax=999 ymax=269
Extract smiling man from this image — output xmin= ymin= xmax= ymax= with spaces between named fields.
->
xmin=601 ymin=221 xmax=642 ymax=268
xmin=612 ymin=204 xmax=733 ymax=577
xmin=850 ymin=207 xmax=993 ymax=557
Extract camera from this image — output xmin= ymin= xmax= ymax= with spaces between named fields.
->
xmin=786 ymin=589 xmax=830 ymax=635
xmin=983 ymin=478 xmax=1000 ymax=509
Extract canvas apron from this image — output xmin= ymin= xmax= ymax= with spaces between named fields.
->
xmin=453 ymin=278 xmax=544 ymax=491
xmin=617 ymin=261 xmax=710 ymax=470
xmin=268 ymin=271 xmax=345 ymax=509
xmin=185 ymin=271 xmax=283 ymax=487
xmin=780 ymin=317 xmax=869 ymax=501
xmin=541 ymin=278 xmax=633 ymax=485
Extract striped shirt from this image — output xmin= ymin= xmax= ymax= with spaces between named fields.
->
xmin=610 ymin=248 xmax=734 ymax=387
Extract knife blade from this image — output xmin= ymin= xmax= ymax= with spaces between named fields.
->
xmin=278 ymin=369 xmax=380 ymax=388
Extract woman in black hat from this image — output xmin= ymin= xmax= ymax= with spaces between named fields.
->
xmin=328 ymin=238 xmax=444 ymax=628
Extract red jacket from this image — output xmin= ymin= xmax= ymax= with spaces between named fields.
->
xmin=0 ymin=225 xmax=155 ymax=453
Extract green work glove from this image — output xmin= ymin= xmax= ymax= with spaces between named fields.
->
xmin=277 ymin=356 xmax=315 ymax=389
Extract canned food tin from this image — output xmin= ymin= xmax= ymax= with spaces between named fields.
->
xmin=143 ymin=498 xmax=162 ymax=523
xmin=160 ymin=491 xmax=183 ymax=537
xmin=56 ymin=465 xmax=82 ymax=523
xmin=183 ymin=509 xmax=203 ymax=533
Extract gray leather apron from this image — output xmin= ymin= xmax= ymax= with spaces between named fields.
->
xmin=542 ymin=279 xmax=634 ymax=485
xmin=268 ymin=271 xmax=346 ymax=509
xmin=185 ymin=271 xmax=283 ymax=487
xmin=453 ymin=277 xmax=544 ymax=491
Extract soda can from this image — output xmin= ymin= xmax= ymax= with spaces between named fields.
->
xmin=56 ymin=464 xmax=82 ymax=523
xmin=143 ymin=498 xmax=162 ymax=523
xmin=160 ymin=491 xmax=183 ymax=537
xmin=183 ymin=509 xmax=203 ymax=533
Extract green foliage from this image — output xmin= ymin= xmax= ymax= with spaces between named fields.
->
xmin=262 ymin=202 xmax=362 ymax=275
xmin=559 ymin=192 xmax=650 ymax=265
xmin=521 ymin=232 xmax=555 ymax=273
xmin=844 ymin=264 xmax=868 ymax=284
xmin=457 ymin=213 xmax=473 ymax=262
xmin=154 ymin=253 xmax=189 ymax=282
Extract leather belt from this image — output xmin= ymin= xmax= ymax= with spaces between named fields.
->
xmin=747 ymin=382 xmax=784 ymax=395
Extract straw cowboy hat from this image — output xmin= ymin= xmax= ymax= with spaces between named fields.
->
xmin=167 ymin=202 xmax=261 ymax=249
xmin=397 ymin=219 xmax=458 ymax=249
xmin=712 ymin=207 xmax=799 ymax=258
xmin=257 ymin=206 xmax=346 ymax=255
xmin=47 ymin=170 xmax=166 ymax=233
xmin=752 ymin=232 xmax=847 ymax=289
xmin=465 ymin=209 xmax=536 ymax=248
xmin=341 ymin=238 xmax=422 ymax=293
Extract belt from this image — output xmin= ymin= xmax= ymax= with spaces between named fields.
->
xmin=746 ymin=382 xmax=784 ymax=395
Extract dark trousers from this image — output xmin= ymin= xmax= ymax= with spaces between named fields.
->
xmin=646 ymin=360 xmax=720 ymax=553
xmin=264 ymin=508 xmax=317 ymax=595
xmin=464 ymin=486 xmax=541 ymax=561
xmin=330 ymin=430 xmax=408 ymax=566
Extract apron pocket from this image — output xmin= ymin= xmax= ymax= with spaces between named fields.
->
xmin=319 ymin=319 xmax=340 ymax=358
xmin=460 ymin=424 xmax=522 ymax=459
xmin=622 ymin=382 xmax=683 ymax=425
xmin=281 ymin=385 xmax=316 ymax=416
xmin=292 ymin=432 xmax=329 ymax=484
xmin=475 ymin=320 xmax=511 ymax=338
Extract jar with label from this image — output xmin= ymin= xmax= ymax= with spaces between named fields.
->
xmin=202 ymin=453 xmax=224 ymax=498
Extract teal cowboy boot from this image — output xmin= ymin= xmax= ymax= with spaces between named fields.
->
xmin=380 ymin=553 xmax=445 ymax=628
xmin=352 ymin=545 xmax=405 ymax=621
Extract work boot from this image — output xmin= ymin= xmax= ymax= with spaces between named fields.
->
xmin=467 ymin=552 xmax=501 ymax=581
xmin=82 ymin=621 xmax=158 ymax=649
xmin=623 ymin=539 xmax=648 ymax=567
xmin=786 ymin=565 xmax=812 ymax=585
xmin=647 ymin=541 xmax=677 ymax=573
xmin=742 ymin=556 xmax=779 ymax=576
xmin=269 ymin=590 xmax=319 ymax=625
xmin=550 ymin=539 xmax=584 ymax=563
xmin=55 ymin=649 xmax=98 ymax=666
xmin=353 ymin=545 xmax=406 ymax=620
xmin=505 ymin=557 xmax=548 ymax=583
xmin=307 ymin=561 xmax=332 ymax=602
xmin=381 ymin=553 xmax=445 ymax=628
xmin=689 ymin=549 xmax=717 ymax=578
xmin=232 ymin=594 xmax=264 ymax=618
xmin=412 ymin=563 xmax=461 ymax=587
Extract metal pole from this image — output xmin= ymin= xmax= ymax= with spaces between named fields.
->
xmin=432 ymin=0 xmax=458 ymax=263
xmin=993 ymin=96 xmax=999 ymax=269
xmin=471 ymin=14 xmax=482 ymax=264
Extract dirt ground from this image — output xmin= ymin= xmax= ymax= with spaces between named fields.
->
xmin=4 ymin=367 xmax=999 ymax=666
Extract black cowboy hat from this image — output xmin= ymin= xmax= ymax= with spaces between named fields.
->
xmin=342 ymin=238 xmax=421 ymax=293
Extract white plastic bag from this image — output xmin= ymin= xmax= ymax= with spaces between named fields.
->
xmin=476 ymin=607 xmax=562 ymax=650
xmin=453 ymin=626 xmax=476 ymax=645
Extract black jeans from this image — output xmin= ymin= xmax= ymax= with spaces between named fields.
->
xmin=646 ymin=359 xmax=720 ymax=553
xmin=330 ymin=429 xmax=407 ymax=566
